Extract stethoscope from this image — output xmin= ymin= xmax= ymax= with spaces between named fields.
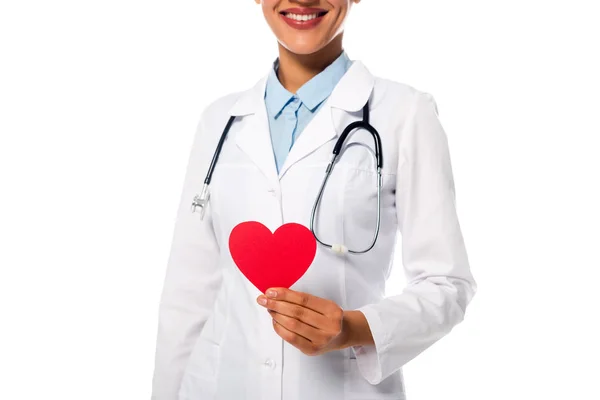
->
xmin=191 ymin=100 xmax=383 ymax=255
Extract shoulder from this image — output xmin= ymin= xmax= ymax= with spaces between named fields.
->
xmin=366 ymin=69 xmax=442 ymax=140
xmin=367 ymin=70 xmax=445 ymax=157
xmin=372 ymin=74 xmax=437 ymax=115
xmin=191 ymin=86 xmax=252 ymax=147
xmin=198 ymin=90 xmax=244 ymax=126
xmin=195 ymin=71 xmax=267 ymax=131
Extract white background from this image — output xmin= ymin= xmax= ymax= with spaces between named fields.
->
xmin=1 ymin=0 xmax=599 ymax=399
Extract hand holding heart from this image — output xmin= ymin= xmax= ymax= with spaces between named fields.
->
xmin=229 ymin=221 xmax=374 ymax=353
xmin=257 ymin=287 xmax=349 ymax=355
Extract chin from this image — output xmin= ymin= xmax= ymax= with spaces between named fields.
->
xmin=279 ymin=39 xmax=329 ymax=56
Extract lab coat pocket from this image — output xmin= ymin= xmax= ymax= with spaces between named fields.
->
xmin=342 ymin=167 xmax=394 ymax=252
xmin=344 ymin=358 xmax=406 ymax=400
xmin=179 ymin=339 xmax=221 ymax=399
xmin=340 ymin=166 xmax=397 ymax=307
xmin=210 ymin=164 xmax=274 ymax=240
xmin=186 ymin=337 xmax=221 ymax=378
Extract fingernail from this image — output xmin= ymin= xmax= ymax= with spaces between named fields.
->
xmin=257 ymin=296 xmax=267 ymax=305
xmin=266 ymin=289 xmax=277 ymax=298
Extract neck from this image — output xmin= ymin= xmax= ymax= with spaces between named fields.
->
xmin=276 ymin=34 xmax=344 ymax=94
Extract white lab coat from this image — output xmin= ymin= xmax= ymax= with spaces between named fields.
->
xmin=151 ymin=60 xmax=476 ymax=400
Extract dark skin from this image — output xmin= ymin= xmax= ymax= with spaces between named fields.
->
xmin=257 ymin=288 xmax=374 ymax=355
xmin=254 ymin=0 xmax=373 ymax=355
xmin=276 ymin=33 xmax=345 ymax=93
xmin=256 ymin=0 xmax=361 ymax=92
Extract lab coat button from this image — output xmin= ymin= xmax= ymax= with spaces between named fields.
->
xmin=264 ymin=359 xmax=276 ymax=369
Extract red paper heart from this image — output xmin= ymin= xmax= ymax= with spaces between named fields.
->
xmin=228 ymin=221 xmax=317 ymax=293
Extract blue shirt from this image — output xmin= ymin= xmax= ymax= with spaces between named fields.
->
xmin=264 ymin=51 xmax=353 ymax=173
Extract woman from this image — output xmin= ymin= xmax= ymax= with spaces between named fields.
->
xmin=151 ymin=1 xmax=476 ymax=399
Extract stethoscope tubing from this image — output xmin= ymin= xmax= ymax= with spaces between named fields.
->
xmin=205 ymin=115 xmax=236 ymax=185
xmin=193 ymin=100 xmax=384 ymax=254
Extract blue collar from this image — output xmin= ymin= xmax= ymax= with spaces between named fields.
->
xmin=264 ymin=51 xmax=352 ymax=117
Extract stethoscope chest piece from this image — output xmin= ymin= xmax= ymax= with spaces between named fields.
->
xmin=191 ymin=184 xmax=210 ymax=220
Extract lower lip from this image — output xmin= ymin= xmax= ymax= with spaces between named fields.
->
xmin=280 ymin=13 xmax=327 ymax=30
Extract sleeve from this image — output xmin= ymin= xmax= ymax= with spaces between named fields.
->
xmin=150 ymin=108 xmax=223 ymax=399
xmin=351 ymin=91 xmax=477 ymax=385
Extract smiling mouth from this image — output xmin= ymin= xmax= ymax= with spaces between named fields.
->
xmin=279 ymin=10 xmax=328 ymax=21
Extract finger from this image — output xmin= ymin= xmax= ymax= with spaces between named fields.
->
xmin=271 ymin=316 xmax=321 ymax=355
xmin=269 ymin=309 xmax=327 ymax=345
xmin=265 ymin=288 xmax=335 ymax=315
xmin=264 ymin=297 xmax=329 ymax=330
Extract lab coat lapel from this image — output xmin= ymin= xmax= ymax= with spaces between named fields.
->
xmin=229 ymin=73 xmax=280 ymax=191
xmin=277 ymin=60 xmax=375 ymax=179
xmin=228 ymin=60 xmax=375 ymax=186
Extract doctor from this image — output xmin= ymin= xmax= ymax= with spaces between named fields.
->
xmin=151 ymin=1 xmax=476 ymax=399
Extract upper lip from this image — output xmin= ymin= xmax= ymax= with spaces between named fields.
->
xmin=280 ymin=8 xmax=328 ymax=15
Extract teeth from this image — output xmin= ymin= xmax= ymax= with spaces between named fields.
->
xmin=284 ymin=12 xmax=321 ymax=21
